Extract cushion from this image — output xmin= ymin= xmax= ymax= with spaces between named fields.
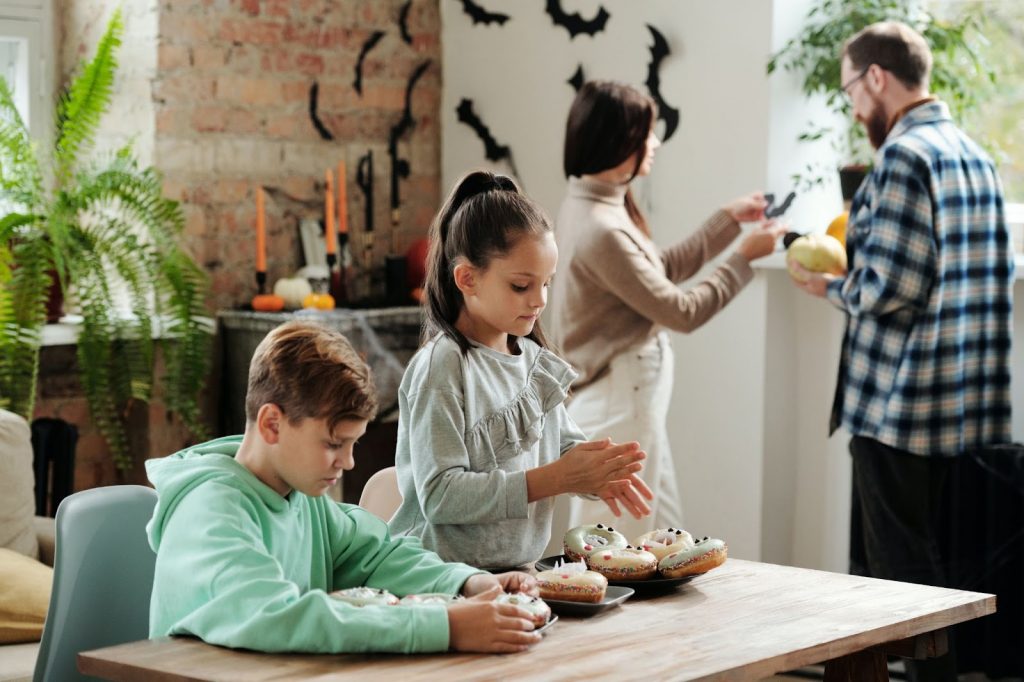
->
xmin=0 ymin=410 xmax=37 ymax=560
xmin=0 ymin=548 xmax=52 ymax=644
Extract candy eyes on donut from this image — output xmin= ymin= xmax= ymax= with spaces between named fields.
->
xmin=596 ymin=523 xmax=605 ymax=529
xmin=607 ymin=526 xmax=614 ymax=532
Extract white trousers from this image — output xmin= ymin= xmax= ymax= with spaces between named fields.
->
xmin=548 ymin=332 xmax=683 ymax=554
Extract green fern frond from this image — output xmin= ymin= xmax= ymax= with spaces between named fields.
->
xmin=54 ymin=9 xmax=123 ymax=181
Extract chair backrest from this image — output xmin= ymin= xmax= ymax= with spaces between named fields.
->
xmin=357 ymin=466 xmax=401 ymax=522
xmin=34 ymin=485 xmax=158 ymax=682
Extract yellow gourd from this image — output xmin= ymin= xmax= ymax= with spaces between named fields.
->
xmin=302 ymin=292 xmax=336 ymax=310
xmin=826 ymin=211 xmax=848 ymax=246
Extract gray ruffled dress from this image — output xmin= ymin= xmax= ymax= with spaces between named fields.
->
xmin=388 ymin=333 xmax=586 ymax=569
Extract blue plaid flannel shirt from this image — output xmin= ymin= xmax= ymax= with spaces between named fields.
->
xmin=826 ymin=100 xmax=1014 ymax=456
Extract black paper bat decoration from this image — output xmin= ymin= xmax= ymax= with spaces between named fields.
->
xmin=307 ymin=82 xmax=334 ymax=141
xmin=354 ymin=30 xmax=385 ymax=95
xmin=545 ymin=0 xmax=609 ymax=39
xmin=459 ymin=0 xmax=510 ymax=26
xmin=765 ymin=191 xmax=797 ymax=219
xmin=568 ymin=64 xmax=585 ymax=92
xmin=356 ymin=150 xmax=375 ymax=234
xmin=398 ymin=0 xmax=413 ymax=45
xmin=455 ymin=98 xmax=521 ymax=180
xmin=645 ymin=25 xmax=679 ymax=143
xmin=388 ymin=60 xmax=432 ymax=219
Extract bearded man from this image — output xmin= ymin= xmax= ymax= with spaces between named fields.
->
xmin=791 ymin=21 xmax=1014 ymax=682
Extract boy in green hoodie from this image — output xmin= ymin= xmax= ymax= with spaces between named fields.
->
xmin=146 ymin=320 xmax=541 ymax=654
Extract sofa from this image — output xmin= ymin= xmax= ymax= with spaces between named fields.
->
xmin=0 ymin=409 xmax=56 ymax=682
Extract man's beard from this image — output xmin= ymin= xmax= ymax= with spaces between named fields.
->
xmin=863 ymin=96 xmax=889 ymax=149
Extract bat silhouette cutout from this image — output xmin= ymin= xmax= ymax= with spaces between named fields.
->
xmin=455 ymin=98 xmax=521 ymax=181
xmin=308 ymin=82 xmax=334 ymax=141
xmin=764 ymin=191 xmax=797 ymax=219
xmin=545 ymin=0 xmax=609 ymax=39
xmin=356 ymin=150 xmax=375 ymax=234
xmin=398 ymin=1 xmax=413 ymax=44
xmin=459 ymin=0 xmax=510 ymax=26
xmin=645 ymin=25 xmax=679 ymax=143
xmin=354 ymin=30 xmax=385 ymax=95
xmin=389 ymin=60 xmax=432 ymax=217
xmin=568 ymin=64 xmax=586 ymax=92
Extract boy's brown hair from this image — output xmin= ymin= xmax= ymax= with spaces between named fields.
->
xmin=842 ymin=21 xmax=933 ymax=90
xmin=245 ymin=321 xmax=378 ymax=431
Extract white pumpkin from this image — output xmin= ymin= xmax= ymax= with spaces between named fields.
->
xmin=273 ymin=276 xmax=313 ymax=309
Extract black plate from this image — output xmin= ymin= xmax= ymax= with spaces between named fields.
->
xmin=535 ymin=555 xmax=704 ymax=591
xmin=541 ymin=585 xmax=634 ymax=617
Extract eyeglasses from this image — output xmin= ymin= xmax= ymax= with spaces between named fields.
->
xmin=841 ymin=66 xmax=870 ymax=97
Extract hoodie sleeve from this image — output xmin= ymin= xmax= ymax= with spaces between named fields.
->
xmin=328 ymin=503 xmax=483 ymax=597
xmin=150 ymin=482 xmax=468 ymax=654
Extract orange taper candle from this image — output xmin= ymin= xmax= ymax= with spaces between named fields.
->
xmin=325 ymin=169 xmax=336 ymax=255
xmin=255 ymin=185 xmax=266 ymax=272
xmin=337 ymin=160 xmax=348 ymax=235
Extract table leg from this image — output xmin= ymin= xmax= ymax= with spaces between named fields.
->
xmin=822 ymin=649 xmax=889 ymax=681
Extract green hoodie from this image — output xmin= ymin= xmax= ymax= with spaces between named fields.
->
xmin=146 ymin=436 xmax=483 ymax=653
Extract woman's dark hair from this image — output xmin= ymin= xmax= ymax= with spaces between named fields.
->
xmin=423 ymin=170 xmax=553 ymax=354
xmin=564 ymin=80 xmax=656 ymax=236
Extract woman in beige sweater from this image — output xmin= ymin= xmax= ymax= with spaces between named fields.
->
xmin=548 ymin=81 xmax=783 ymax=540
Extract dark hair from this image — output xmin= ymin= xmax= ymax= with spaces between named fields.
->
xmin=245 ymin=320 xmax=378 ymax=431
xmin=423 ymin=170 xmax=553 ymax=354
xmin=842 ymin=21 xmax=932 ymax=90
xmin=563 ymin=80 xmax=656 ymax=237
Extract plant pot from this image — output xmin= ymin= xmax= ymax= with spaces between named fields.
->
xmin=838 ymin=165 xmax=868 ymax=202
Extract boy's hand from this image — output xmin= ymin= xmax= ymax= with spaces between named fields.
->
xmin=447 ymin=587 xmax=541 ymax=653
xmin=462 ymin=572 xmax=538 ymax=598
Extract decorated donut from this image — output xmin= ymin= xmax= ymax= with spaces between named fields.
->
xmin=536 ymin=559 xmax=608 ymax=603
xmin=634 ymin=527 xmax=695 ymax=561
xmin=329 ymin=586 xmax=400 ymax=607
xmin=658 ymin=536 xmax=727 ymax=578
xmin=585 ymin=546 xmax=658 ymax=581
xmin=495 ymin=593 xmax=551 ymax=628
xmin=399 ymin=593 xmax=456 ymax=605
xmin=563 ymin=523 xmax=628 ymax=562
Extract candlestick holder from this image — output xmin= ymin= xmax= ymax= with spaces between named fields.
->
xmin=251 ymin=270 xmax=284 ymax=311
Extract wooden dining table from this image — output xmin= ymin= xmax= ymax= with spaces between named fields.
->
xmin=78 ymin=558 xmax=994 ymax=681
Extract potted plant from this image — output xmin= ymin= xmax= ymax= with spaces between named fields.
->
xmin=767 ymin=0 xmax=995 ymax=199
xmin=0 ymin=10 xmax=210 ymax=470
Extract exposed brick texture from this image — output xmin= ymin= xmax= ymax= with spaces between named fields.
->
xmin=36 ymin=0 xmax=441 ymax=488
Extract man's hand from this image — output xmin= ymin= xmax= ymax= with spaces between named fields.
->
xmin=789 ymin=261 xmax=841 ymax=298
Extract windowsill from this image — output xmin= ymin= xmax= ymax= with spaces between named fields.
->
xmin=41 ymin=315 xmax=215 ymax=347
xmin=753 ymin=250 xmax=1024 ymax=279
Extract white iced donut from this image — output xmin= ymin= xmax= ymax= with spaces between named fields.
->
xmin=658 ymin=536 xmax=727 ymax=578
xmin=585 ymin=546 xmax=658 ymax=581
xmin=495 ymin=593 xmax=551 ymax=628
xmin=563 ymin=523 xmax=628 ymax=562
xmin=399 ymin=593 xmax=456 ymax=605
xmin=634 ymin=527 xmax=695 ymax=561
xmin=536 ymin=559 xmax=608 ymax=603
xmin=329 ymin=586 xmax=400 ymax=607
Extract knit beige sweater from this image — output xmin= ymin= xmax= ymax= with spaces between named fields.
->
xmin=548 ymin=176 xmax=754 ymax=388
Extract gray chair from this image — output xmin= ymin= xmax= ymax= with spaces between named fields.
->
xmin=33 ymin=485 xmax=157 ymax=682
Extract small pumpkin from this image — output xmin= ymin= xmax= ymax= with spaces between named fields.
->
xmin=273 ymin=276 xmax=313 ymax=309
xmin=302 ymin=292 xmax=336 ymax=310
xmin=252 ymin=294 xmax=285 ymax=312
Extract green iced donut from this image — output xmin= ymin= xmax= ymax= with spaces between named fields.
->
xmin=658 ymin=536 xmax=727 ymax=578
xmin=329 ymin=586 xmax=400 ymax=607
xmin=563 ymin=523 xmax=628 ymax=562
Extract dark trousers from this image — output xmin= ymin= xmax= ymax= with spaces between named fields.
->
xmin=849 ymin=436 xmax=958 ymax=682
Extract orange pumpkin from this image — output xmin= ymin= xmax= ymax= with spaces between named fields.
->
xmin=302 ymin=292 xmax=336 ymax=310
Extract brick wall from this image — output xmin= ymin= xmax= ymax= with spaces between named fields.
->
xmin=35 ymin=0 xmax=441 ymax=489
xmin=156 ymin=0 xmax=441 ymax=310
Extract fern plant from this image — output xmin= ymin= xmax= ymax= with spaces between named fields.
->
xmin=767 ymin=0 xmax=995 ymax=190
xmin=0 ymin=10 xmax=210 ymax=469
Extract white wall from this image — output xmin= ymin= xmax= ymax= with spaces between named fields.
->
xmin=441 ymin=0 xmax=866 ymax=570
